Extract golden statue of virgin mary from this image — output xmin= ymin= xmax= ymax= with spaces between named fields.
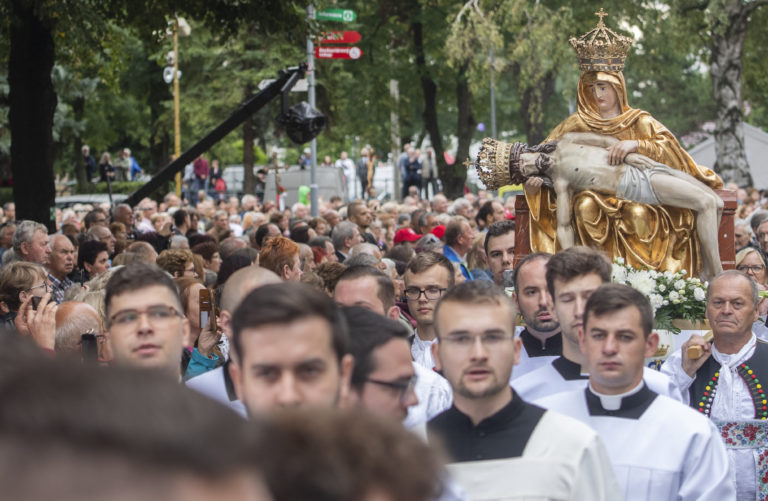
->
xmin=524 ymin=9 xmax=722 ymax=275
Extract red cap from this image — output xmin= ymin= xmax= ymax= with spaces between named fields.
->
xmin=430 ymin=225 xmax=446 ymax=239
xmin=394 ymin=228 xmax=422 ymax=244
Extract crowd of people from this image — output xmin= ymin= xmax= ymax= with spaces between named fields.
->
xmin=0 ymin=175 xmax=765 ymax=499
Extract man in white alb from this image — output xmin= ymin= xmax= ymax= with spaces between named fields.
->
xmin=427 ymin=280 xmax=621 ymax=500
xmin=539 ymin=283 xmax=734 ymax=500
xmin=512 ymin=247 xmax=679 ymax=401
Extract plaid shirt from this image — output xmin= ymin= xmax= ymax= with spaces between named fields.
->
xmin=48 ymin=273 xmax=73 ymax=305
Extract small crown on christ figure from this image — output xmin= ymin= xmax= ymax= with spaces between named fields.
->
xmin=569 ymin=8 xmax=634 ymax=73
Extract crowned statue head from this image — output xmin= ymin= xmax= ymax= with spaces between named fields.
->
xmin=569 ymin=8 xmax=633 ymax=73
xmin=568 ymin=9 xmax=637 ymax=123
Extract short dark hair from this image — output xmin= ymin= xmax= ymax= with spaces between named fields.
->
xmin=512 ymin=252 xmax=552 ymax=291
xmin=0 ymin=358 xmax=263 ymax=498
xmin=434 ymin=280 xmax=516 ymax=338
xmin=77 ymin=240 xmax=108 ymax=269
xmin=172 ymin=209 xmax=188 ymax=227
xmin=254 ymin=223 xmax=275 ymax=248
xmin=105 ymin=263 xmax=181 ymax=319
xmin=191 ymin=241 xmax=218 ymax=262
xmin=309 ymin=236 xmax=331 ymax=250
xmin=405 ymin=251 xmax=455 ymax=288
xmin=475 ymin=201 xmax=495 ymax=227
xmin=584 ymin=283 xmax=653 ymax=337
xmin=545 ymin=246 xmax=612 ymax=298
xmin=232 ymin=282 xmax=348 ymax=362
xmin=290 ymin=225 xmax=312 ymax=244
xmin=342 ymin=306 xmax=409 ymax=390
xmin=83 ymin=209 xmax=106 ymax=229
xmin=256 ymin=409 xmax=442 ymax=501
xmin=337 ymin=265 xmax=395 ymax=310
xmin=484 ymin=220 xmax=516 ymax=255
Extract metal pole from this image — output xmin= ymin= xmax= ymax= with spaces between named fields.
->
xmin=307 ymin=5 xmax=319 ymax=217
xmin=173 ymin=19 xmax=182 ymax=198
xmin=390 ymin=79 xmax=401 ymax=201
xmin=490 ymin=46 xmax=497 ymax=138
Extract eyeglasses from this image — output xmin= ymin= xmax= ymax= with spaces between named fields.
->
xmin=108 ymin=305 xmax=182 ymax=329
xmin=737 ymin=265 xmax=765 ymax=274
xmin=26 ymin=282 xmax=48 ymax=293
xmin=404 ymin=286 xmax=447 ymax=301
xmin=442 ymin=332 xmax=515 ymax=349
xmin=365 ymin=375 xmax=418 ymax=404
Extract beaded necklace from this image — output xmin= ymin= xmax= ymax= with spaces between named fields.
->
xmin=697 ymin=363 xmax=768 ymax=420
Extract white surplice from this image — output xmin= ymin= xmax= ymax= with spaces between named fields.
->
xmin=538 ymin=385 xmax=735 ymax=501
xmin=412 ymin=330 xmax=437 ymax=370
xmin=405 ymin=362 xmax=453 ymax=428
xmin=512 ymin=357 xmax=681 ymax=402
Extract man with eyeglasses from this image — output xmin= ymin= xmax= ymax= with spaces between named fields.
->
xmin=427 ymin=280 xmax=620 ymax=500
xmin=404 ymin=251 xmax=455 ymax=371
xmin=104 ymin=263 xmax=211 ymax=380
xmin=333 ymin=265 xmax=452 ymax=427
xmin=343 ymin=306 xmax=419 ymax=421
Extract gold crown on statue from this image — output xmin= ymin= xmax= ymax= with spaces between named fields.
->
xmin=469 ymin=138 xmax=514 ymax=191
xmin=569 ymin=8 xmax=633 ymax=73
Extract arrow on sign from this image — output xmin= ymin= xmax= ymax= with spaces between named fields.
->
xmin=316 ymin=9 xmax=356 ymax=22
xmin=318 ymin=31 xmax=362 ymax=44
xmin=315 ymin=46 xmax=363 ymax=60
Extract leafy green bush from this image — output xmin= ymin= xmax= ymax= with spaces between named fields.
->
xmin=75 ymin=181 xmax=146 ymax=195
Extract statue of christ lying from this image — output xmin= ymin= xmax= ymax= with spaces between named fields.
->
xmin=475 ymin=132 xmax=724 ymax=280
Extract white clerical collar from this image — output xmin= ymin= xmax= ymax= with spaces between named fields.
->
xmin=712 ymin=333 xmax=756 ymax=369
xmin=588 ymin=380 xmax=644 ymax=411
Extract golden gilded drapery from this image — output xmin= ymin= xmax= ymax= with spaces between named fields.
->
xmin=525 ymin=71 xmax=722 ymax=275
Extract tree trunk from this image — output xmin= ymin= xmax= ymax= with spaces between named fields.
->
xmin=9 ymin=0 xmax=57 ymax=231
xmin=243 ymin=86 xmax=256 ymax=196
xmin=517 ymin=68 xmax=557 ymax=145
xmin=410 ymin=7 xmax=448 ymax=197
xmin=447 ymin=63 xmax=474 ymax=198
xmin=709 ymin=0 xmax=757 ymax=186
xmin=72 ymin=97 xmax=87 ymax=186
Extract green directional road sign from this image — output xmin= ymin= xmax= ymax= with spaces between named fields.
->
xmin=316 ymin=9 xmax=356 ymax=22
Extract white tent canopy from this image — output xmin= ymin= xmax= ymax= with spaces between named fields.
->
xmin=687 ymin=123 xmax=768 ymax=189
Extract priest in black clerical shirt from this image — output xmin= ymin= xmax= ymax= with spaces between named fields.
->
xmin=426 ymin=281 xmax=620 ymax=500
xmin=509 ymin=253 xmax=562 ymax=380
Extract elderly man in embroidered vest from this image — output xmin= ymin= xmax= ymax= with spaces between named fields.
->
xmin=662 ymin=270 xmax=767 ymax=500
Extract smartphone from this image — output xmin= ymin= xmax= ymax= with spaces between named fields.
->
xmin=81 ymin=333 xmax=98 ymax=365
xmin=31 ymin=296 xmax=42 ymax=311
xmin=199 ymin=288 xmax=216 ymax=330
xmin=79 ymin=269 xmax=85 ymax=287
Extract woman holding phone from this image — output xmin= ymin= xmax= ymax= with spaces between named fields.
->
xmin=175 ymin=277 xmax=222 ymax=380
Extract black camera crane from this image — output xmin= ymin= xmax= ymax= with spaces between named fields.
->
xmin=125 ymin=63 xmax=308 ymax=207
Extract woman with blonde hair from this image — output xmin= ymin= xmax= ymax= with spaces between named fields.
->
xmin=736 ymin=247 xmax=768 ymax=318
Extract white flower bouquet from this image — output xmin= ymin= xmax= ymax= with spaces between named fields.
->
xmin=611 ymin=258 xmax=707 ymax=333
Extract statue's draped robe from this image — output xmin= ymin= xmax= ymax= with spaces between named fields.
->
xmin=525 ymin=71 xmax=722 ymax=275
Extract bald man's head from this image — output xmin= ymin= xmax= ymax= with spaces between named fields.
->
xmin=221 ymin=266 xmax=282 ymax=313
xmin=219 ymin=266 xmax=281 ymax=339
xmin=55 ymin=302 xmax=101 ymax=354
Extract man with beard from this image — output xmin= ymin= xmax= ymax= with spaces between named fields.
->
xmin=427 ymin=280 xmax=620 ymax=500
xmin=229 ymin=282 xmax=354 ymax=415
xmin=510 ymin=253 xmax=562 ymax=379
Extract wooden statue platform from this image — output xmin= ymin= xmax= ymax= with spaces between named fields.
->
xmin=513 ymin=189 xmax=738 ymax=272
